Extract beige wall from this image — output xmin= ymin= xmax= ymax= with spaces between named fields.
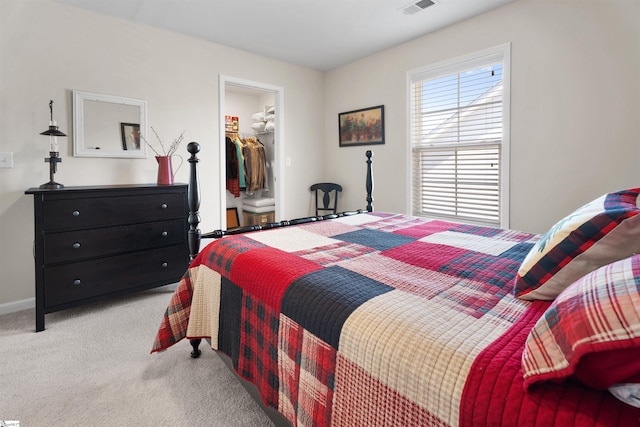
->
xmin=324 ymin=0 xmax=640 ymax=233
xmin=0 ymin=0 xmax=325 ymax=310
xmin=1 ymin=0 xmax=639 ymax=311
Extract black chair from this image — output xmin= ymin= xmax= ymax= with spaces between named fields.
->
xmin=310 ymin=182 xmax=343 ymax=216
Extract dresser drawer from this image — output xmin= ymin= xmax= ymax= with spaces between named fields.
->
xmin=43 ymin=245 xmax=187 ymax=308
xmin=43 ymin=193 xmax=185 ymax=231
xmin=44 ymin=219 xmax=186 ymax=264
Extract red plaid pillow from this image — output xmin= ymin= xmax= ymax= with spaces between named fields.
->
xmin=514 ymin=188 xmax=640 ymax=300
xmin=522 ymin=254 xmax=640 ymax=390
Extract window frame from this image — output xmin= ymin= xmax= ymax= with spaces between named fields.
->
xmin=406 ymin=43 xmax=511 ymax=228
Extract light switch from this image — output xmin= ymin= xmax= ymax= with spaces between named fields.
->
xmin=0 ymin=152 xmax=13 ymax=168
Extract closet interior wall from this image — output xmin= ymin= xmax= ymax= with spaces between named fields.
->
xmin=224 ymin=89 xmax=276 ymax=227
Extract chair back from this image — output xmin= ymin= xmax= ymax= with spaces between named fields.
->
xmin=310 ymin=182 xmax=343 ymax=216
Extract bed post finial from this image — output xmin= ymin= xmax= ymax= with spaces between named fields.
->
xmin=187 ymin=142 xmax=201 ymax=260
xmin=366 ymin=150 xmax=373 ymax=212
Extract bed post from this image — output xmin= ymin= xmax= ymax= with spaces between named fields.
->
xmin=186 ymin=142 xmax=203 ymax=358
xmin=187 ymin=142 xmax=201 ymax=261
xmin=366 ymin=150 xmax=374 ymax=212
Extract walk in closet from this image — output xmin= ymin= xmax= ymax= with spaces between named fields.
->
xmin=223 ymin=85 xmax=277 ymax=227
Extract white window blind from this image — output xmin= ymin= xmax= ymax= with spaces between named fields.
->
xmin=409 ymin=46 xmax=509 ymax=227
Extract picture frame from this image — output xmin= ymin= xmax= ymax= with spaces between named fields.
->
xmin=120 ymin=122 xmax=141 ymax=150
xmin=338 ymin=105 xmax=385 ymax=147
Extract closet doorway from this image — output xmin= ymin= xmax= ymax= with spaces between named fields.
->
xmin=219 ymin=75 xmax=284 ymax=229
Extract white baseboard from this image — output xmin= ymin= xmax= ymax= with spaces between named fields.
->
xmin=0 ymin=297 xmax=35 ymax=316
xmin=0 ymin=284 xmax=178 ymax=317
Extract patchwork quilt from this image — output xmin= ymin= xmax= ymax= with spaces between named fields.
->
xmin=152 ymin=212 xmax=638 ymax=426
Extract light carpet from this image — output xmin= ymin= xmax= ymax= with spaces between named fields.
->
xmin=0 ymin=285 xmax=274 ymax=427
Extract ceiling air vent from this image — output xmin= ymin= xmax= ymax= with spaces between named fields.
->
xmin=399 ymin=0 xmax=436 ymax=15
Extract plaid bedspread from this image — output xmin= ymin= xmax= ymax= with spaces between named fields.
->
xmin=152 ymin=212 xmax=638 ymax=426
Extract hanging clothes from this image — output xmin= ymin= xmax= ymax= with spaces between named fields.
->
xmin=233 ymin=136 xmax=247 ymax=190
xmin=241 ymin=137 xmax=267 ymax=193
xmin=225 ymin=136 xmax=241 ymax=197
xmin=226 ymin=136 xmax=238 ymax=179
xmin=225 ymin=132 xmax=267 ymax=196
xmin=225 ymin=132 xmax=246 ymax=197
xmin=256 ymin=135 xmax=270 ymax=193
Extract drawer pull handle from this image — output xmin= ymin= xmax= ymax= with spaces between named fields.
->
xmin=72 ymin=210 xmax=80 ymax=217
xmin=72 ymin=242 xmax=81 ymax=249
xmin=161 ymin=231 xmax=168 ymax=237
xmin=161 ymin=203 xmax=168 ymax=209
xmin=161 ymin=262 xmax=168 ymax=268
xmin=73 ymin=279 xmax=81 ymax=285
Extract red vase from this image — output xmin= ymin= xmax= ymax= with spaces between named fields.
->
xmin=156 ymin=156 xmax=174 ymax=185
xmin=156 ymin=155 xmax=184 ymax=185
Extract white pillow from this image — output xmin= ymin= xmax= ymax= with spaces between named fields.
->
xmin=609 ymin=383 xmax=640 ymax=408
xmin=514 ymin=188 xmax=640 ymax=300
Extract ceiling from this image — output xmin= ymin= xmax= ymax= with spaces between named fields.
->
xmin=55 ymin=0 xmax=517 ymax=71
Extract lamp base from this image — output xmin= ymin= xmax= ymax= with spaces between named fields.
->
xmin=42 ymin=152 xmax=63 ymax=189
xmin=39 ymin=181 xmax=64 ymax=189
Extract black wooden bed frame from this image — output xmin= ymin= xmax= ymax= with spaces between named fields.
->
xmin=184 ymin=142 xmax=374 ymax=358
xmin=185 ymin=142 xmax=374 ymax=259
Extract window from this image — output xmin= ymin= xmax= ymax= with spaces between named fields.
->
xmin=408 ymin=44 xmax=510 ymax=227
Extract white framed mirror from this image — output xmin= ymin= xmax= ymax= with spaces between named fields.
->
xmin=73 ymin=90 xmax=147 ymax=158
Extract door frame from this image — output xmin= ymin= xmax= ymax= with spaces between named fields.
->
xmin=218 ymin=75 xmax=285 ymax=228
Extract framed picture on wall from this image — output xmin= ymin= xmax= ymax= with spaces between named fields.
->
xmin=338 ymin=105 xmax=385 ymax=147
xmin=120 ymin=122 xmax=141 ymax=150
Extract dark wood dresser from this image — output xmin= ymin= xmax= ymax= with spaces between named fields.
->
xmin=25 ymin=184 xmax=189 ymax=331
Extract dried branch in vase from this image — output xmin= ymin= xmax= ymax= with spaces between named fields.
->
xmin=141 ymin=127 xmax=185 ymax=157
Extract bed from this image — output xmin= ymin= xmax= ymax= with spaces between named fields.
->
xmin=152 ymin=144 xmax=640 ymax=426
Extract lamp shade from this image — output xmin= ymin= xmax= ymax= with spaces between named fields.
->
xmin=40 ymin=125 xmax=66 ymax=137
xmin=40 ymin=100 xmax=67 ymax=137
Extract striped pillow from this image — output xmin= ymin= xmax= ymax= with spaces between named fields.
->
xmin=522 ymin=254 xmax=640 ymax=390
xmin=514 ymin=188 xmax=640 ymax=300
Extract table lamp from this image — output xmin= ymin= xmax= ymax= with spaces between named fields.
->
xmin=39 ymin=100 xmax=67 ymax=189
